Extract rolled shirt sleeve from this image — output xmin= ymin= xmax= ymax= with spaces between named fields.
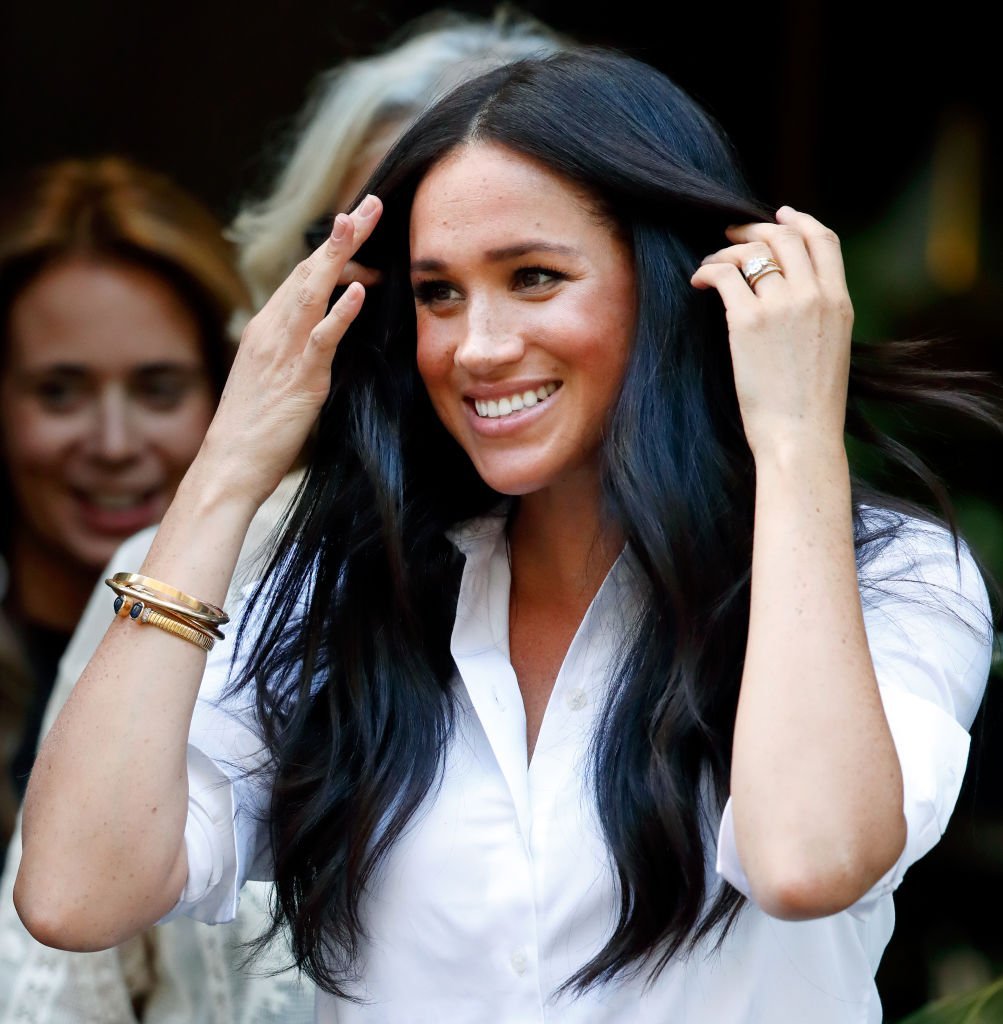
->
xmin=160 ymin=588 xmax=276 ymax=927
xmin=716 ymin=513 xmax=993 ymax=917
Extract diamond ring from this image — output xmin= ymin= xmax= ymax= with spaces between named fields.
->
xmin=741 ymin=256 xmax=783 ymax=289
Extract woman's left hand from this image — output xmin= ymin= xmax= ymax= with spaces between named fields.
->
xmin=689 ymin=206 xmax=854 ymax=461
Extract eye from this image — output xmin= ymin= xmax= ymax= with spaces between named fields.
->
xmin=132 ymin=368 xmax=203 ymax=411
xmin=32 ymin=375 xmax=89 ymax=412
xmin=412 ymin=280 xmax=462 ymax=306
xmin=512 ymin=266 xmax=567 ymax=291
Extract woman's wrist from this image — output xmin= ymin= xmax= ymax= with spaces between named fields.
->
xmin=176 ymin=447 xmax=267 ymax=524
xmin=751 ymin=431 xmax=849 ymax=484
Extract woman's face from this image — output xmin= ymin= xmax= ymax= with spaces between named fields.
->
xmin=0 ymin=258 xmax=216 ymax=573
xmin=411 ymin=143 xmax=636 ymax=498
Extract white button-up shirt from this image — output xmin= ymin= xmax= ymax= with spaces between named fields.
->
xmin=170 ymin=511 xmax=991 ymax=1023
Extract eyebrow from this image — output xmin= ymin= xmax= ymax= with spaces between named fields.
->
xmin=20 ymin=361 xmax=203 ymax=378
xmin=410 ymin=241 xmax=580 ymax=273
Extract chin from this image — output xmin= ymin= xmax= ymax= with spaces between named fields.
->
xmin=61 ymin=527 xmax=143 ymax=575
xmin=469 ymin=462 xmax=556 ymax=497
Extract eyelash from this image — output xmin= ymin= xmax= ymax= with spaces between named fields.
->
xmin=412 ymin=280 xmax=457 ymax=306
xmin=413 ymin=265 xmax=569 ymax=306
xmin=513 ymin=265 xmax=567 ymax=289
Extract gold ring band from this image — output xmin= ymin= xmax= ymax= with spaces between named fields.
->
xmin=746 ymin=265 xmax=783 ymax=288
xmin=741 ymin=255 xmax=783 ymax=290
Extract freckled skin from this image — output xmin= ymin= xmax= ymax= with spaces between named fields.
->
xmin=410 ymin=143 xmax=636 ymax=500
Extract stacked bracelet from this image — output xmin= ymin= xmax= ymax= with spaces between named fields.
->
xmin=108 ymin=572 xmax=228 ymax=625
xmin=105 ymin=573 xmax=227 ymax=651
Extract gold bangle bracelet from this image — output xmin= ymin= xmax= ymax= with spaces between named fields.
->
xmin=139 ymin=607 xmax=215 ymax=651
xmin=141 ymin=602 xmax=222 ymax=643
xmin=107 ymin=582 xmax=226 ymax=640
xmin=107 ymin=573 xmax=229 ymax=626
xmin=112 ymin=595 xmax=215 ymax=651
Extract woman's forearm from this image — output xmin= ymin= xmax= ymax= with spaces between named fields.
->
xmin=14 ymin=197 xmax=383 ymax=952
xmin=729 ymin=440 xmax=905 ymax=920
xmin=14 ymin=456 xmax=257 ymax=951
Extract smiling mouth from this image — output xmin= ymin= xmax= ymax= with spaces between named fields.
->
xmin=73 ymin=488 xmax=159 ymax=510
xmin=472 ymin=382 xmax=560 ymax=419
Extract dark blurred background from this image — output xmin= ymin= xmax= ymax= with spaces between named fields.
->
xmin=1 ymin=0 xmax=998 ymax=1016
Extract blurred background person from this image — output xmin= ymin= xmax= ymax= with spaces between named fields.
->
xmin=0 ymin=155 xmax=246 ymax=835
xmin=1 ymin=4 xmax=997 ymax=1017
xmin=0 ymin=9 xmax=565 ymax=1023
xmin=231 ymin=6 xmax=569 ymax=310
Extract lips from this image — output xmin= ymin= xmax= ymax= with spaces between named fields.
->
xmin=71 ymin=487 xmax=165 ymax=536
xmin=462 ymin=380 xmax=563 ymax=437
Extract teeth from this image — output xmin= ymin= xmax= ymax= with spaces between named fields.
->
xmin=88 ymin=494 xmax=144 ymax=510
xmin=474 ymin=384 xmax=560 ymax=420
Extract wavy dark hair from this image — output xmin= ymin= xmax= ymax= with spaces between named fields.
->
xmin=235 ymin=49 xmax=994 ymax=996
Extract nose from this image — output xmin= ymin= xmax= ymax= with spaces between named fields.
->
xmin=87 ymin=388 xmax=141 ymax=464
xmin=453 ymin=300 xmax=525 ymax=376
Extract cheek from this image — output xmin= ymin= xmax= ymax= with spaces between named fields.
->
xmin=0 ymin=399 xmax=80 ymax=480
xmin=586 ymin=289 xmax=635 ymax=385
xmin=415 ymin=320 xmax=455 ymax=402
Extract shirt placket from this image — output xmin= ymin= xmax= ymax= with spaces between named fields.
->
xmin=450 ymin=528 xmax=547 ymax=1021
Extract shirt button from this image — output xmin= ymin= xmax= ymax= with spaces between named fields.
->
xmin=510 ymin=948 xmax=529 ymax=975
xmin=566 ymin=688 xmax=588 ymax=711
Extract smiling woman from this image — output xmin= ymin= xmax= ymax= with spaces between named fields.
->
xmin=12 ymin=52 xmax=997 ymax=1024
xmin=0 ymin=157 xmax=247 ymax=830
xmin=3 ymin=260 xmax=214 ymax=569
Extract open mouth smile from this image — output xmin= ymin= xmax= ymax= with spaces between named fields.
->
xmin=472 ymin=382 xmax=560 ymax=419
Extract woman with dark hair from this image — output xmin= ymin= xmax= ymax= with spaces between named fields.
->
xmin=15 ymin=51 xmax=992 ymax=1022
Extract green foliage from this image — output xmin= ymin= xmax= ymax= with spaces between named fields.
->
xmin=898 ymin=978 xmax=1003 ymax=1024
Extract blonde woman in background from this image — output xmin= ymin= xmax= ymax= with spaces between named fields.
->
xmin=0 ymin=156 xmax=247 ymax=842
xmin=0 ymin=9 xmax=563 ymax=1023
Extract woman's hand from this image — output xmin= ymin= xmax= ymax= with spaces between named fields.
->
xmin=198 ymin=195 xmax=384 ymax=508
xmin=689 ymin=206 xmax=854 ymax=462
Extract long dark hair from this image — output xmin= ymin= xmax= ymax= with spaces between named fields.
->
xmin=236 ymin=49 xmax=994 ymax=996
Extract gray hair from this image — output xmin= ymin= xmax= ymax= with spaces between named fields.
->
xmin=230 ymin=7 xmax=566 ymax=310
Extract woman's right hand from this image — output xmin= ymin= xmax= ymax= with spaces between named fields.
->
xmin=199 ymin=195 xmax=383 ymax=508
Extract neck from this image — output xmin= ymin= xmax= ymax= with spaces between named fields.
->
xmin=508 ymin=473 xmax=623 ymax=609
xmin=7 ymin=527 xmax=96 ymax=633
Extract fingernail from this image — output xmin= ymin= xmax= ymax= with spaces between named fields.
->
xmin=359 ymin=195 xmax=378 ymax=217
xmin=331 ymin=214 xmax=348 ymax=241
